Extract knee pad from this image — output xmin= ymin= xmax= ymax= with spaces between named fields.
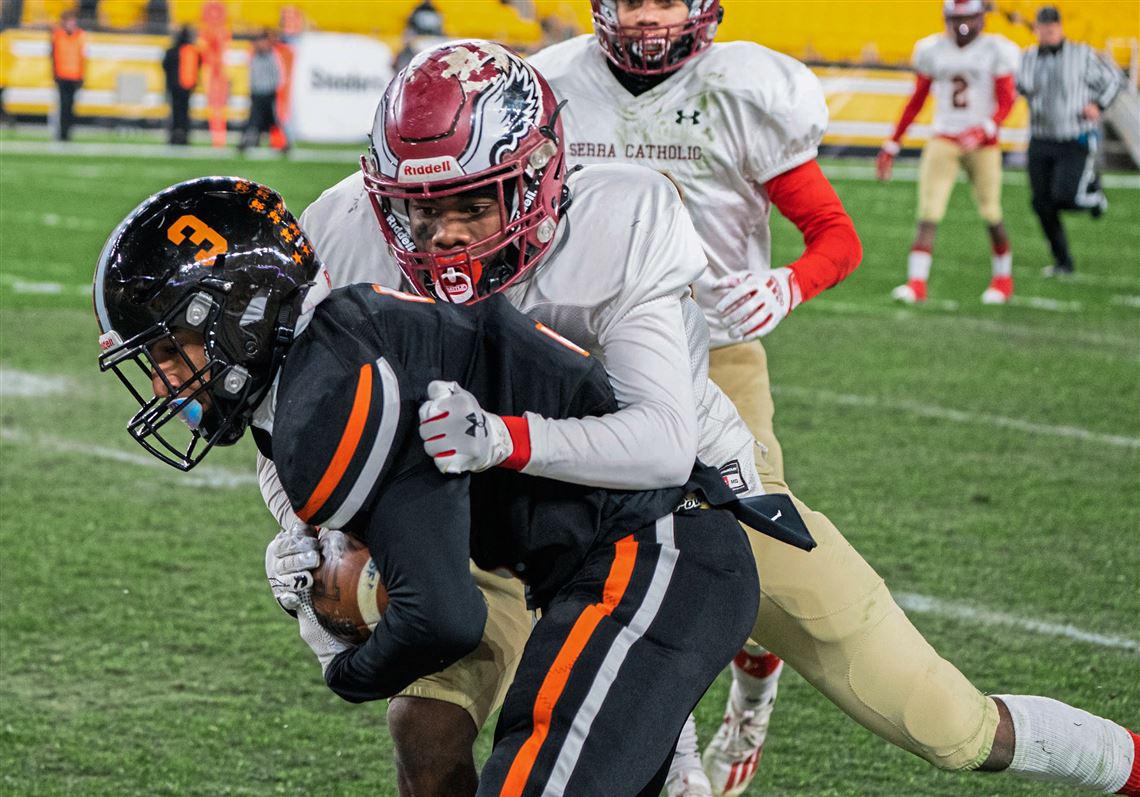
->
xmin=845 ymin=598 xmax=999 ymax=771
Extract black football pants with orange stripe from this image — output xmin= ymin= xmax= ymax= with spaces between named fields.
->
xmin=478 ymin=508 xmax=759 ymax=797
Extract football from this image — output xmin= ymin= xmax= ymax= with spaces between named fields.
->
xmin=310 ymin=530 xmax=388 ymax=645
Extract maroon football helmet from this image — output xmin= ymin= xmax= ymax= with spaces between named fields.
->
xmin=362 ymin=40 xmax=568 ymax=304
xmin=591 ymin=0 xmax=722 ymax=76
xmin=944 ymin=0 xmax=986 ymax=47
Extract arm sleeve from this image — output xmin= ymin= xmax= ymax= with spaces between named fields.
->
xmin=257 ymin=452 xmax=302 ymax=529
xmin=1087 ymin=49 xmax=1125 ymax=110
xmin=766 ymin=160 xmax=862 ymax=303
xmin=523 ymin=294 xmax=699 ymax=489
xmin=322 ymin=463 xmax=485 ymax=702
xmin=992 ymin=74 xmax=1016 ymax=127
xmin=1016 ymin=47 xmax=1035 ymax=97
xmin=890 ymin=74 xmax=932 ymax=142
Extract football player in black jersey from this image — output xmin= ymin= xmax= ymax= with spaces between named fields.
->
xmin=93 ymin=177 xmax=780 ymax=795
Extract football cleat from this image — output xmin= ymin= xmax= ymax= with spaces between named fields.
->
xmin=703 ymin=702 xmax=774 ymax=796
xmin=981 ymin=275 xmax=1013 ymax=304
xmin=891 ymin=278 xmax=927 ymax=304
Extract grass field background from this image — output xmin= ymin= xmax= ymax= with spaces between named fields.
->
xmin=1 ymin=136 xmax=1137 ymax=796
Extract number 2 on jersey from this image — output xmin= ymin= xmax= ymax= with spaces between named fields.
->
xmin=951 ymin=75 xmax=969 ymax=109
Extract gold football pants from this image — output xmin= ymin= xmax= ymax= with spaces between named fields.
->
xmin=918 ymin=137 xmax=1004 ymax=226
xmin=710 ymin=339 xmax=998 ymax=770
xmin=395 ymin=563 xmax=530 ymax=729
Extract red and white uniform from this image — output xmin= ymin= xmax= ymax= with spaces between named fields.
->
xmin=911 ymin=32 xmax=1021 ymax=137
xmin=529 ymin=37 xmax=852 ymax=349
xmin=257 ymin=163 xmax=764 ymax=523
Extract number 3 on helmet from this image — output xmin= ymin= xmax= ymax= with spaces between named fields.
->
xmin=362 ymin=40 xmax=570 ymax=304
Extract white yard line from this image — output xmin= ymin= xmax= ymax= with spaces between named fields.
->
xmin=771 ymin=385 xmax=1140 ymax=448
xmin=0 ymin=427 xmax=257 ymax=489
xmin=803 ymin=300 xmax=1139 ymax=350
xmin=895 ymin=592 xmax=1140 ymax=654
xmin=820 ymin=161 xmax=1140 ymax=189
xmin=0 ymin=368 xmax=71 ymax=396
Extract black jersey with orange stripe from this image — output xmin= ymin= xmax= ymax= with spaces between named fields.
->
xmin=264 ymin=285 xmax=690 ymax=701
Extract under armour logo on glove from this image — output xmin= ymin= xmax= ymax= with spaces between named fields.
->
xmin=465 ymin=412 xmax=487 ymax=437
xmin=419 ymin=380 xmax=516 ymax=474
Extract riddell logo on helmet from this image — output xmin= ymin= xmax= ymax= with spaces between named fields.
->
xmin=397 ymin=157 xmax=463 ymax=183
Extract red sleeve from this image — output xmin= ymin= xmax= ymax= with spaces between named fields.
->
xmin=992 ymin=74 xmax=1016 ymax=127
xmin=891 ymin=74 xmax=932 ymax=142
xmin=765 ymin=161 xmax=862 ymax=303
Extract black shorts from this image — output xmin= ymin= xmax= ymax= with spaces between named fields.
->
xmin=479 ymin=507 xmax=759 ymax=797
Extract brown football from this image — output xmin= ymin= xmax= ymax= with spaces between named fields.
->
xmin=310 ymin=531 xmax=388 ymax=645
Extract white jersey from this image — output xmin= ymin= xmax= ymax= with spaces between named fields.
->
xmin=281 ymin=163 xmax=762 ymax=500
xmin=912 ymin=32 xmax=1021 ymax=135
xmin=529 ymin=36 xmax=828 ymax=349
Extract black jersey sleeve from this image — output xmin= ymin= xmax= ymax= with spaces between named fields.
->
xmin=322 ymin=461 xmax=486 ymax=702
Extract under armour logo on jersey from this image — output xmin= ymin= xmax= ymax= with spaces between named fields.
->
xmin=465 ymin=412 xmax=487 ymax=437
xmin=676 ymin=109 xmax=701 ymax=125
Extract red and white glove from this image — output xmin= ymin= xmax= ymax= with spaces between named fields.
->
xmin=956 ymin=120 xmax=997 ymax=152
xmin=876 ymin=139 xmax=900 ymax=181
xmin=419 ymin=380 xmax=526 ymax=474
xmin=712 ymin=267 xmax=801 ymax=342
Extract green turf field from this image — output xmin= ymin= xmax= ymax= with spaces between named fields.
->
xmin=1 ymin=143 xmax=1136 ymax=796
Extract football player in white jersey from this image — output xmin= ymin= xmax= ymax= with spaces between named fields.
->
xmin=261 ymin=39 xmax=1140 ymax=797
xmin=527 ymin=4 xmax=1138 ymax=797
xmin=877 ymin=0 xmax=1021 ymax=305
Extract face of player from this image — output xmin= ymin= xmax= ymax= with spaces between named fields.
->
xmin=1034 ymin=21 xmax=1063 ymax=47
xmin=616 ymin=0 xmax=691 ymax=53
xmin=946 ymin=12 xmax=984 ymax=47
xmin=407 ymin=193 xmax=506 ymax=257
xmin=148 ymin=328 xmax=210 ymax=409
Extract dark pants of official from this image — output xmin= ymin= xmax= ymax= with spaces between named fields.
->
xmin=169 ymin=87 xmax=192 ymax=145
xmin=240 ymin=92 xmax=278 ymax=151
xmin=1028 ymin=137 xmax=1101 ymax=270
xmin=55 ymin=79 xmax=80 ymax=141
xmin=478 ymin=508 xmax=759 ymax=797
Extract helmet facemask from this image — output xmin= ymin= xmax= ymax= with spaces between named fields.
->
xmin=591 ymin=0 xmax=722 ymax=76
xmin=363 ymin=136 xmax=562 ymax=304
xmin=98 ymin=288 xmax=262 ymax=470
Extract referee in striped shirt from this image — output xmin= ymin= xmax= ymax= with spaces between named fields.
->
xmin=1017 ymin=6 xmax=1124 ymax=276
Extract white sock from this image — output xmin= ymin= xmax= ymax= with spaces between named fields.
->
xmin=730 ymin=646 xmax=783 ymax=713
xmin=668 ymin=713 xmax=704 ymax=781
xmin=907 ymin=249 xmax=932 ymax=282
xmin=996 ymin=694 xmax=1137 ymax=793
xmin=992 ymin=249 xmax=1013 ymax=277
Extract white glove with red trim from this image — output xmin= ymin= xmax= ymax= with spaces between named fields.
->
xmin=419 ymin=380 xmax=527 ymax=474
xmin=876 ymin=139 xmax=900 ymax=181
xmin=712 ymin=267 xmax=802 ymax=341
xmin=956 ymin=120 xmax=997 ymax=152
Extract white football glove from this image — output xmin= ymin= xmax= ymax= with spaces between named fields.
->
xmin=264 ymin=522 xmax=350 ymax=673
xmin=712 ymin=267 xmax=801 ymax=342
xmin=418 ymin=380 xmax=513 ymax=474
xmin=265 ymin=521 xmax=320 ymax=615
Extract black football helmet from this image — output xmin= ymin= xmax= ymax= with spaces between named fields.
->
xmin=94 ymin=177 xmax=324 ymax=470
